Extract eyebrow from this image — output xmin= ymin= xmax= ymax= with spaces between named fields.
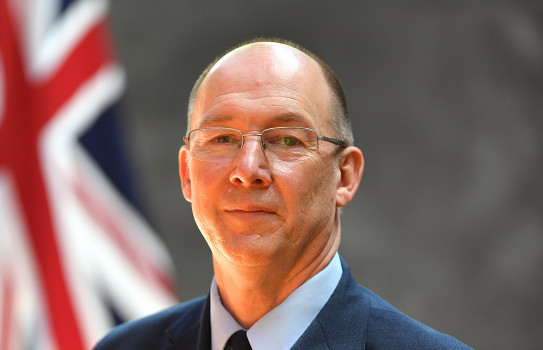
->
xmin=197 ymin=114 xmax=233 ymax=127
xmin=273 ymin=114 xmax=303 ymax=123
xmin=197 ymin=113 xmax=312 ymax=128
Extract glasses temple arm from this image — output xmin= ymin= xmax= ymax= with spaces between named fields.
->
xmin=318 ymin=136 xmax=348 ymax=147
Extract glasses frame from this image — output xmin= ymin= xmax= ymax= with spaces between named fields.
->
xmin=183 ymin=126 xmax=347 ymax=156
xmin=183 ymin=127 xmax=348 ymax=162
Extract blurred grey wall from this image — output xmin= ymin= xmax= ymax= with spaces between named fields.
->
xmin=109 ymin=1 xmax=543 ymax=349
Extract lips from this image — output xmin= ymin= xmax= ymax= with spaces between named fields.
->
xmin=225 ymin=205 xmax=275 ymax=214
xmin=224 ymin=204 xmax=277 ymax=219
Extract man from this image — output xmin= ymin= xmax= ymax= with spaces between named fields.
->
xmin=95 ymin=38 xmax=471 ymax=349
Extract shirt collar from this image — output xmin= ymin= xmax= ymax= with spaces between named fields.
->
xmin=210 ymin=277 xmax=243 ymax=350
xmin=210 ymin=253 xmax=342 ymax=350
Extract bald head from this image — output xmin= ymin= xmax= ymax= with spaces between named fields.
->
xmin=200 ymin=43 xmax=313 ymax=97
xmin=187 ymin=39 xmax=353 ymax=145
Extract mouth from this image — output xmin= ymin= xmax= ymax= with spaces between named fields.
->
xmin=225 ymin=203 xmax=274 ymax=212
xmin=224 ymin=206 xmax=276 ymax=219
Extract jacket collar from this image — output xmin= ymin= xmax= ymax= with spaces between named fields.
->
xmin=291 ymin=257 xmax=369 ymax=349
xmin=165 ymin=295 xmax=212 ymax=350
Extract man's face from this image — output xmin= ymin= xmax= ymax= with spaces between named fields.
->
xmin=179 ymin=43 xmax=343 ymax=270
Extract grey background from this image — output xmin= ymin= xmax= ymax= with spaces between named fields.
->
xmin=109 ymin=1 xmax=543 ymax=349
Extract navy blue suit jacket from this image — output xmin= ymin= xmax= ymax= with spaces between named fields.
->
xmin=95 ymin=258 xmax=471 ymax=349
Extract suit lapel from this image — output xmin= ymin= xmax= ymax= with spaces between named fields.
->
xmin=165 ymin=295 xmax=212 ymax=350
xmin=292 ymin=258 xmax=370 ymax=349
xmin=290 ymin=318 xmax=330 ymax=350
xmin=197 ymin=296 xmax=212 ymax=350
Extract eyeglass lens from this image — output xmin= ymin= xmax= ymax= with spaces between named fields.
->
xmin=187 ymin=127 xmax=319 ymax=162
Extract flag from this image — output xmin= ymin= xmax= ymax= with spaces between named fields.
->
xmin=0 ymin=0 xmax=179 ymax=349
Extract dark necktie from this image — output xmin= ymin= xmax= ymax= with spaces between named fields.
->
xmin=224 ymin=330 xmax=252 ymax=350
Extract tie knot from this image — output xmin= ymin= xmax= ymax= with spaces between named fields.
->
xmin=224 ymin=330 xmax=252 ymax=350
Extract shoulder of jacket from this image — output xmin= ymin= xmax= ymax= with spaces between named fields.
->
xmin=94 ymin=296 xmax=208 ymax=349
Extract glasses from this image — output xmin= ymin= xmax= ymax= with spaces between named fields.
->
xmin=183 ymin=127 xmax=347 ymax=162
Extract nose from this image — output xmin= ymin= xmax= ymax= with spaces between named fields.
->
xmin=229 ymin=136 xmax=272 ymax=187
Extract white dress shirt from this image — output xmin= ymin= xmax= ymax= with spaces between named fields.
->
xmin=210 ymin=253 xmax=342 ymax=350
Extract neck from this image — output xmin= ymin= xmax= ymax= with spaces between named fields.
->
xmin=213 ymin=225 xmax=341 ymax=329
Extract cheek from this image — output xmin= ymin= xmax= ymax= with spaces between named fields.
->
xmin=191 ymin=161 xmax=228 ymax=189
xmin=189 ymin=163 xmax=228 ymax=213
xmin=274 ymin=157 xmax=336 ymax=210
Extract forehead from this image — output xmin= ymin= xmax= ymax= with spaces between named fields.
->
xmin=192 ymin=43 xmax=333 ymax=131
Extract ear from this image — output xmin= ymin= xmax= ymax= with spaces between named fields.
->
xmin=179 ymin=145 xmax=192 ymax=202
xmin=336 ymin=146 xmax=364 ymax=207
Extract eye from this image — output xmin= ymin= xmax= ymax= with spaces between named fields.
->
xmin=216 ymin=135 xmax=232 ymax=143
xmin=267 ymin=135 xmax=302 ymax=147
xmin=265 ymin=129 xmax=310 ymax=148
xmin=282 ymin=137 xmax=299 ymax=146
xmin=211 ymin=134 xmax=239 ymax=144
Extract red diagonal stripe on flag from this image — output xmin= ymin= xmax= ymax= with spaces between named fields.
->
xmin=0 ymin=1 xmax=115 ymax=348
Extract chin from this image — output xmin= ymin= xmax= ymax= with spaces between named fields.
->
xmin=219 ymin=235 xmax=283 ymax=266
